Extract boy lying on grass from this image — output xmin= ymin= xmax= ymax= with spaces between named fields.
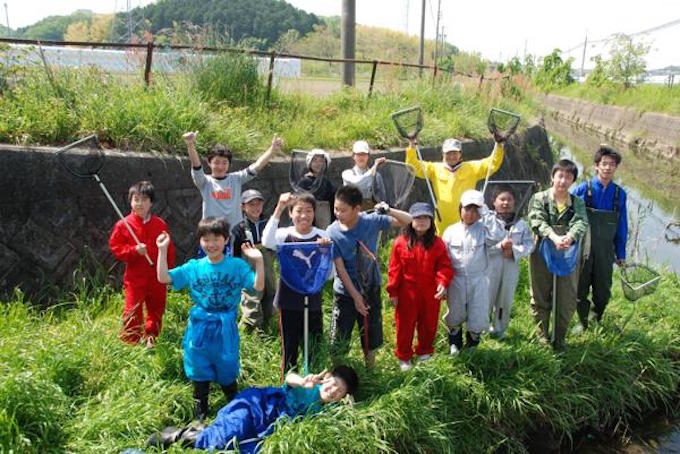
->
xmin=148 ymin=365 xmax=358 ymax=453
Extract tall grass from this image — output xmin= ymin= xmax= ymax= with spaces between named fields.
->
xmin=0 ymin=60 xmax=534 ymax=156
xmin=1 ymin=248 xmax=678 ymax=453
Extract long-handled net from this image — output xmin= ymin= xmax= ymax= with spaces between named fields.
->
xmin=372 ymin=160 xmax=416 ymax=209
xmin=56 ymin=135 xmax=153 ymax=266
xmin=289 ymin=149 xmax=325 ymax=194
xmin=277 ymin=241 xmax=334 ymax=375
xmin=390 ymin=106 xmax=441 ymax=221
xmin=355 ymin=240 xmax=381 ymax=357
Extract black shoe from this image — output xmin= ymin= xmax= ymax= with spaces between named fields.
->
xmin=148 ymin=426 xmax=183 ymax=449
xmin=221 ymin=381 xmax=238 ymax=402
xmin=465 ymin=331 xmax=480 ymax=348
xmin=448 ymin=329 xmax=463 ymax=350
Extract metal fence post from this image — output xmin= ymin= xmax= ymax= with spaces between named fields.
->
xmin=432 ymin=64 xmax=438 ymax=86
xmin=144 ymin=41 xmax=154 ymax=87
xmin=266 ymin=51 xmax=276 ymax=102
xmin=368 ymin=60 xmax=378 ymax=97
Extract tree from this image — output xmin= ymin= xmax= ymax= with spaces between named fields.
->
xmin=533 ymin=49 xmax=574 ymax=91
xmin=606 ymin=34 xmax=650 ymax=88
xmin=586 ymin=55 xmax=608 ymax=87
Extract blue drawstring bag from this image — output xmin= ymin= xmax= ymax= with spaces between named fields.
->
xmin=539 ymin=238 xmax=580 ymax=277
xmin=277 ymin=242 xmax=333 ymax=295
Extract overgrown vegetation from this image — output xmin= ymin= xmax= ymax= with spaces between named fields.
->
xmin=0 ymin=49 xmax=533 ymax=155
xmin=1 ymin=252 xmax=678 ymax=453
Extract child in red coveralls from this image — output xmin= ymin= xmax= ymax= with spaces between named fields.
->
xmin=109 ymin=181 xmax=175 ymax=347
xmin=387 ymin=202 xmax=453 ymax=371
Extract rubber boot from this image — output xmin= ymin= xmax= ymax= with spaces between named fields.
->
xmin=220 ymin=381 xmax=238 ymax=402
xmin=465 ymin=331 xmax=481 ymax=349
xmin=448 ymin=328 xmax=463 ymax=355
xmin=364 ymin=349 xmax=377 ymax=368
xmin=193 ymin=381 xmax=210 ymax=423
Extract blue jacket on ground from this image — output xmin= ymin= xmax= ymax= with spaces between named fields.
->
xmin=571 ymin=176 xmax=628 ymax=260
xmin=169 ymin=256 xmax=255 ymax=385
xmin=195 ymin=384 xmax=322 ymax=452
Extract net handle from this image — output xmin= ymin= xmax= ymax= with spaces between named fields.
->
xmin=487 ymin=107 xmax=521 ymax=139
xmin=56 ymin=135 xmax=105 ymax=178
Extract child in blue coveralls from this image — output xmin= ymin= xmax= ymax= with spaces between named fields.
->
xmin=148 ymin=365 xmax=359 ymax=453
xmin=156 ymin=217 xmax=265 ymax=421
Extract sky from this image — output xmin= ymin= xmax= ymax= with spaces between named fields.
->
xmin=4 ymin=0 xmax=680 ymax=70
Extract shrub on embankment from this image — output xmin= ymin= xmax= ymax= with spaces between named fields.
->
xmin=1 ymin=255 xmax=678 ymax=453
xmin=0 ymin=52 xmax=535 ymax=155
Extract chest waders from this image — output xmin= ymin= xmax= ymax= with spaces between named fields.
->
xmin=577 ymin=182 xmax=620 ymax=327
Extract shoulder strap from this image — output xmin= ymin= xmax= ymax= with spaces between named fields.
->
xmin=586 ymin=180 xmax=593 ymax=208
xmin=613 ymin=184 xmax=620 ymax=213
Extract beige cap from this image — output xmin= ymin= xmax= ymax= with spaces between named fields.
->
xmin=460 ymin=189 xmax=485 ymax=207
xmin=352 ymin=140 xmax=370 ymax=154
xmin=442 ymin=138 xmax=462 ymax=153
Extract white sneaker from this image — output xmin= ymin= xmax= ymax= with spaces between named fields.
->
xmin=488 ymin=325 xmax=496 ymax=335
xmin=449 ymin=344 xmax=460 ymax=356
xmin=417 ymin=354 xmax=432 ymax=362
xmin=399 ymin=360 xmax=412 ymax=371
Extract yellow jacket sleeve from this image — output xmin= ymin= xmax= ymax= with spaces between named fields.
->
xmin=405 ymin=145 xmax=436 ymax=181
xmin=468 ymin=142 xmax=504 ymax=179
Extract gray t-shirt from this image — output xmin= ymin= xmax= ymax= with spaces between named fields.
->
xmin=192 ymin=167 xmax=255 ymax=228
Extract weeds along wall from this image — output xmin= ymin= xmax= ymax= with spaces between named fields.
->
xmin=0 ymin=124 xmax=552 ymax=300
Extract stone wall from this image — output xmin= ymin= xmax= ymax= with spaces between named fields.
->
xmin=0 ymin=124 xmax=552 ymax=300
xmin=540 ymin=94 xmax=680 ymax=161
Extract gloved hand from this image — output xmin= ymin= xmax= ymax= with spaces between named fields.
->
xmin=493 ymin=131 xmax=505 ymax=143
xmin=375 ymin=201 xmax=390 ymax=214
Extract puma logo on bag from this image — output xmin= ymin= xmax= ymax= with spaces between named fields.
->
xmin=292 ymin=249 xmax=317 ymax=269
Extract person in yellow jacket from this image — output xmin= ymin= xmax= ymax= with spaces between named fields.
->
xmin=406 ymin=137 xmax=505 ymax=233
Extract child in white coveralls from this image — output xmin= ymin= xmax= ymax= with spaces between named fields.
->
xmin=487 ymin=184 xmax=535 ymax=340
xmin=442 ymin=189 xmax=505 ymax=354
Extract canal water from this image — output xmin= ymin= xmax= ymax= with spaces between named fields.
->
xmin=545 ymin=133 xmax=679 ymax=453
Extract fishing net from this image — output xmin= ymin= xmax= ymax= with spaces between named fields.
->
xmin=483 ymin=180 xmax=536 ymax=228
xmin=56 ymin=135 xmax=105 ymax=178
xmin=390 ymin=106 xmax=423 ymax=139
xmin=277 ymin=242 xmax=333 ymax=296
xmin=620 ymin=263 xmax=660 ymax=302
xmin=289 ymin=149 xmax=326 ymax=194
xmin=487 ymin=108 xmax=520 ymax=141
xmin=539 ymin=239 xmax=580 ymax=277
xmin=355 ymin=240 xmax=381 ymax=354
xmin=372 ymin=160 xmax=415 ymax=209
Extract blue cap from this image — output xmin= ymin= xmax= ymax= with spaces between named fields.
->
xmin=409 ymin=202 xmax=434 ymax=218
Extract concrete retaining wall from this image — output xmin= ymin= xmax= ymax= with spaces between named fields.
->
xmin=540 ymin=94 xmax=680 ymax=160
xmin=0 ymin=124 xmax=553 ymax=300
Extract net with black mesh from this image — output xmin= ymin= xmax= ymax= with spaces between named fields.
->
xmin=482 ymin=180 xmax=536 ymax=228
xmin=56 ymin=135 xmax=105 ymax=178
xmin=372 ymin=160 xmax=416 ymax=209
xmin=621 ymin=263 xmax=660 ymax=301
xmin=289 ymin=149 xmax=325 ymax=194
xmin=355 ymin=240 xmax=381 ymax=354
xmin=487 ymin=108 xmax=521 ymax=141
xmin=390 ymin=106 xmax=423 ymax=139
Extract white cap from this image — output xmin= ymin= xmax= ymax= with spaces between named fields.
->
xmin=306 ymin=148 xmax=331 ymax=167
xmin=442 ymin=138 xmax=462 ymax=153
xmin=352 ymin=140 xmax=370 ymax=154
xmin=460 ymin=189 xmax=485 ymax=207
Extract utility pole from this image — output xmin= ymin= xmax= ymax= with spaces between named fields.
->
xmin=580 ymin=31 xmax=588 ymax=81
xmin=433 ymin=0 xmax=441 ymax=67
xmin=341 ymin=0 xmax=356 ymax=86
xmin=418 ymin=0 xmax=425 ymax=76
xmin=3 ymin=3 xmax=10 ymax=37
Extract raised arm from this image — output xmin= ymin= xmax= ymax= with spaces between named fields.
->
xmin=249 ymin=135 xmax=284 ymax=174
xmin=405 ymin=139 xmax=436 ymax=180
xmin=386 ymin=206 xmax=413 ymax=229
xmin=182 ymin=131 xmax=202 ymax=168
xmin=155 ymin=232 xmax=172 ymax=284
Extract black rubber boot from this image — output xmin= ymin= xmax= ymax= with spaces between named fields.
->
xmin=465 ymin=331 xmax=481 ymax=348
xmin=193 ymin=381 xmax=210 ymax=422
xmin=220 ymin=381 xmax=238 ymax=402
xmin=448 ymin=329 xmax=463 ymax=350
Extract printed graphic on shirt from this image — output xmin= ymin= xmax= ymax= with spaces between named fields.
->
xmin=211 ymin=187 xmax=233 ymax=200
xmin=193 ymin=271 xmax=243 ymax=309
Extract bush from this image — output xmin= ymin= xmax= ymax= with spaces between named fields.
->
xmin=192 ymin=52 xmax=265 ymax=107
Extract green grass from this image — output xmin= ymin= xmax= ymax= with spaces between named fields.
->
xmin=553 ymin=83 xmax=680 ymax=116
xmin=0 ymin=60 xmax=534 ymax=157
xmin=1 ymin=247 xmax=679 ymax=453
